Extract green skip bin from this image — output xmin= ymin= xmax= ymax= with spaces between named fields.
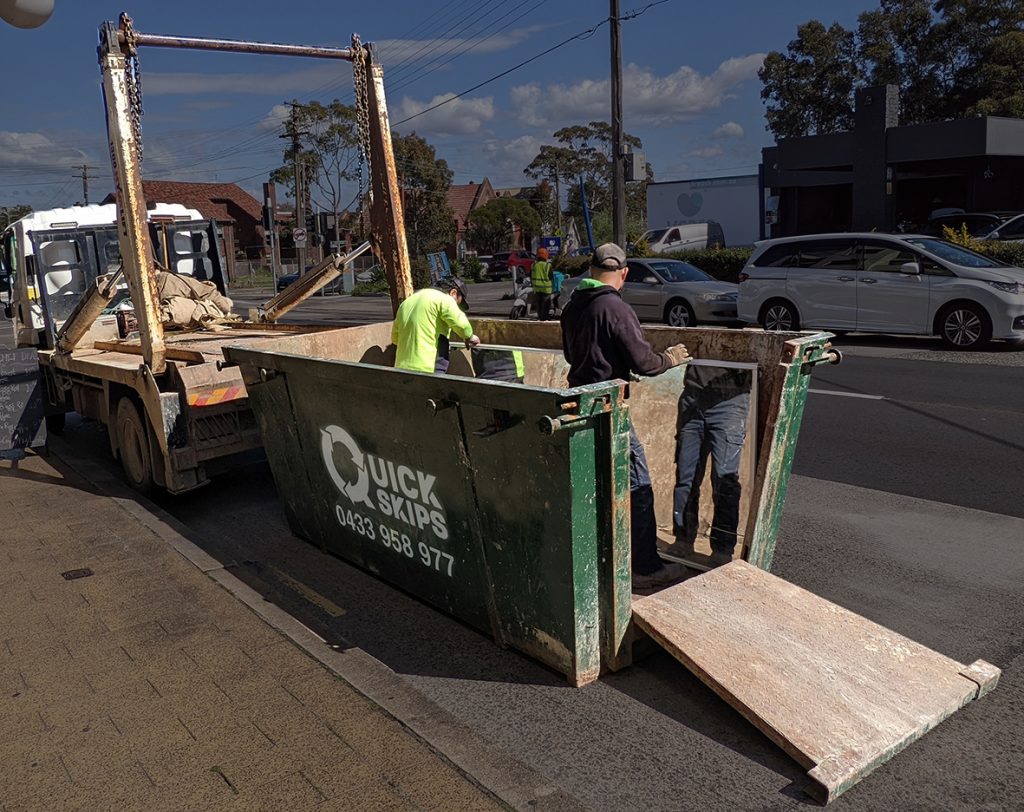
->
xmin=222 ymin=320 xmax=838 ymax=686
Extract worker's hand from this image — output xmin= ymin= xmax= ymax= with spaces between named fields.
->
xmin=665 ymin=343 xmax=690 ymax=367
xmin=465 ymin=334 xmax=481 ymax=349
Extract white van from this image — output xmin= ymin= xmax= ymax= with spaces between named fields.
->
xmin=639 ymin=221 xmax=725 ymax=254
xmin=737 ymin=233 xmax=1024 ymax=350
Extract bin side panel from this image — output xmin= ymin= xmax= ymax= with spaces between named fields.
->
xmin=458 ymin=397 xmax=599 ymax=682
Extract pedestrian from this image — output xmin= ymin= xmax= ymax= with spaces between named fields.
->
xmin=391 ymin=277 xmax=480 ymax=373
xmin=560 ymin=242 xmax=691 ymax=589
xmin=551 ymin=267 xmax=566 ymax=313
xmin=531 ymin=247 xmax=553 ymax=321
xmin=673 ymin=364 xmax=752 ymax=566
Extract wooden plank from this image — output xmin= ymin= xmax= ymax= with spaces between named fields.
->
xmin=632 ymin=560 xmax=1000 ymax=803
xmin=92 ymin=340 xmax=206 ymax=364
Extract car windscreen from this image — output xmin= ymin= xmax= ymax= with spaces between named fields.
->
xmin=903 ymin=238 xmax=1006 ymax=268
xmin=646 ymin=260 xmax=713 ymax=282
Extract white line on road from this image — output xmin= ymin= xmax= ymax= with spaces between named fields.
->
xmin=808 ymin=388 xmax=885 ymax=401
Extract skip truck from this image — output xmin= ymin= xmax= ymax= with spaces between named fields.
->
xmin=0 ymin=13 xmax=413 ymax=494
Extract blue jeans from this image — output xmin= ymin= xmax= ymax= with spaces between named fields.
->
xmin=672 ymin=392 xmax=750 ymax=554
xmin=629 ymin=427 xmax=663 ymax=575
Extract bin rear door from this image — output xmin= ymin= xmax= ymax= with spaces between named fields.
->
xmin=631 ymin=561 xmax=999 ymax=804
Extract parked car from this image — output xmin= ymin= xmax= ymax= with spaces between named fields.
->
xmin=488 ymin=250 xmax=535 ymax=280
xmin=737 ymin=233 xmax=1024 ymax=349
xmin=275 ymin=265 xmax=341 ymax=295
xmin=921 ymin=212 xmax=1010 ymax=239
xmin=560 ymin=257 xmax=738 ymax=326
xmin=635 ymin=222 xmax=725 ymax=254
xmin=984 ymin=213 xmax=1024 ymax=242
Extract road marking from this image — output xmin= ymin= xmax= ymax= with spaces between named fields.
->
xmin=808 ymin=388 xmax=885 ymax=401
xmin=267 ymin=565 xmax=347 ymax=617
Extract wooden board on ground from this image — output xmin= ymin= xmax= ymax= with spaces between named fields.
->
xmin=632 ymin=560 xmax=1000 ymax=803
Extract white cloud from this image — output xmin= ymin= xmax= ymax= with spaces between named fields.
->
xmin=510 ymin=54 xmax=766 ymax=126
xmin=712 ymin=121 xmax=744 ymax=139
xmin=477 ymin=135 xmax=547 ymax=186
xmin=393 ymin=94 xmax=495 ymax=136
xmin=259 ymin=104 xmax=292 ymax=132
xmin=0 ymin=131 xmax=89 ymax=168
xmin=689 ymin=146 xmax=724 ymax=158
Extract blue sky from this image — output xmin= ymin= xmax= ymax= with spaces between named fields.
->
xmin=1 ymin=1 xmax=873 ymax=211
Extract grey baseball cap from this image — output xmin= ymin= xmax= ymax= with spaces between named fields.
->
xmin=437 ymin=276 xmax=470 ymax=311
xmin=591 ymin=243 xmax=627 ymax=270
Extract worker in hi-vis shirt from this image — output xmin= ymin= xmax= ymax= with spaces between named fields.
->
xmin=391 ymin=277 xmax=480 ymax=373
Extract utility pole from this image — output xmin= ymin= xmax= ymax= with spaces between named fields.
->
xmin=609 ymin=0 xmax=626 ymax=249
xmin=282 ymin=103 xmax=307 ymax=274
xmin=72 ymin=164 xmax=93 ymax=204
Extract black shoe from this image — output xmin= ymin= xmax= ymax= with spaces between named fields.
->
xmin=708 ymin=550 xmax=734 ymax=568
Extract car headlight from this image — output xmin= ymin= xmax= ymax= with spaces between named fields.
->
xmin=700 ymin=291 xmax=738 ymax=302
xmin=986 ymin=280 xmax=1024 ymax=294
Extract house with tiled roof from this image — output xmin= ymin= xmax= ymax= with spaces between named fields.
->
xmin=103 ymin=180 xmax=265 ymax=276
xmin=446 ymin=178 xmax=496 ymax=247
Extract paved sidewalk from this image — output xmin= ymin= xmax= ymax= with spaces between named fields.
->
xmin=0 ymin=451 xmax=504 ymax=811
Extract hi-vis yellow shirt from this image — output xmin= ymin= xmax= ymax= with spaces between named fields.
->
xmin=391 ymin=287 xmax=473 ymax=373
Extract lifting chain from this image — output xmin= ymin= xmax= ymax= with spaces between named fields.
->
xmin=121 ymin=14 xmax=145 ymax=162
xmin=351 ymin=34 xmax=372 ymax=213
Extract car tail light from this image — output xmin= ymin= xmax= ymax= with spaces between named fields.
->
xmin=738 ymin=272 xmax=750 ymax=283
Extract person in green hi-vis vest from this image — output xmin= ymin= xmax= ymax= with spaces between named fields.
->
xmin=531 ymin=247 xmax=553 ymax=322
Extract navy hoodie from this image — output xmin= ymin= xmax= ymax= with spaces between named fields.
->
xmin=560 ymin=281 xmax=673 ymax=387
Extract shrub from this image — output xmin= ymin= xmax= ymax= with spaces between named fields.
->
xmin=462 ymin=255 xmax=487 ymax=283
xmin=411 ymin=257 xmax=432 ymax=289
xmin=972 ymin=240 xmax=1024 ymax=267
xmin=351 ymin=279 xmax=389 ymax=296
xmin=659 ymin=247 xmax=753 ymax=283
xmin=552 ymin=255 xmax=591 ymax=276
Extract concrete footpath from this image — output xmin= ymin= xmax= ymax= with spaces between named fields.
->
xmin=0 ymin=449 xmax=519 ymax=811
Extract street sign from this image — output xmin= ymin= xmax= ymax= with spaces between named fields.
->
xmin=293 ymin=227 xmax=307 ymax=248
xmin=540 ymin=236 xmax=562 ymax=255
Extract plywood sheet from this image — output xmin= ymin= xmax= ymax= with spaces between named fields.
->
xmin=632 ymin=561 xmax=999 ymax=803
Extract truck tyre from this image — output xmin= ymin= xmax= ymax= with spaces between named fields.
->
xmin=760 ymin=299 xmax=800 ymax=332
xmin=938 ymin=302 xmax=991 ymax=350
xmin=116 ymin=398 xmax=154 ymax=495
xmin=664 ymin=299 xmax=696 ymax=327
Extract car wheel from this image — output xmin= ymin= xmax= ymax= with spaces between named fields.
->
xmin=116 ymin=398 xmax=154 ymax=495
xmin=939 ymin=302 xmax=991 ymax=350
xmin=760 ymin=299 xmax=800 ymax=332
xmin=664 ymin=299 xmax=696 ymax=327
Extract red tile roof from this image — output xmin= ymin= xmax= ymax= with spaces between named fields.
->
xmin=104 ymin=180 xmax=263 ymax=223
xmin=446 ymin=178 xmax=496 ymax=231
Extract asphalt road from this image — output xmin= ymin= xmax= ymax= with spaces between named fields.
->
xmin=7 ymin=299 xmax=1024 ymax=809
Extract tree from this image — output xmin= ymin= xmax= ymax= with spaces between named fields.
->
xmin=525 ymin=122 xmax=646 ymax=233
xmin=392 ymin=132 xmax=455 ymax=256
xmin=466 ymin=197 xmax=541 ymax=253
xmin=271 ymin=99 xmax=360 ymax=233
xmin=1 ymin=204 xmax=32 ymax=229
xmin=760 ymin=1 xmax=1024 ymax=139
xmin=759 ymin=21 xmax=860 ymax=139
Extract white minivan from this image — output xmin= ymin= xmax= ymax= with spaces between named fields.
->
xmin=737 ymin=233 xmax=1024 ymax=349
xmin=639 ymin=221 xmax=725 ymax=254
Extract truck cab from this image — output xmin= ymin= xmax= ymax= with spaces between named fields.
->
xmin=1 ymin=203 xmax=222 ymax=349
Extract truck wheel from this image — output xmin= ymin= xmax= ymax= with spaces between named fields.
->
xmin=938 ymin=302 xmax=991 ymax=350
xmin=116 ymin=398 xmax=154 ymax=495
xmin=664 ymin=299 xmax=696 ymax=327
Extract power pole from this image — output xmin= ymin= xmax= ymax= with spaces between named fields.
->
xmin=609 ymin=0 xmax=626 ymax=249
xmin=72 ymin=164 xmax=93 ymax=204
xmin=282 ymin=103 xmax=307 ymax=274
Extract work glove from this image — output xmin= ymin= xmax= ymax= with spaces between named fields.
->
xmin=465 ymin=334 xmax=481 ymax=349
xmin=665 ymin=343 xmax=690 ymax=367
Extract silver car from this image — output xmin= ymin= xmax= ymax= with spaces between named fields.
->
xmin=561 ymin=257 xmax=739 ymax=327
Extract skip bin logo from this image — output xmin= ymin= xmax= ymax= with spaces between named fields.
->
xmin=320 ymin=425 xmax=449 ymax=540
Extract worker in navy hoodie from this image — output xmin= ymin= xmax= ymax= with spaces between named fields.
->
xmin=560 ymin=243 xmax=691 ymax=589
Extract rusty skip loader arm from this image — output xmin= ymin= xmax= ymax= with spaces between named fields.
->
xmin=89 ymin=13 xmax=413 ymax=376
